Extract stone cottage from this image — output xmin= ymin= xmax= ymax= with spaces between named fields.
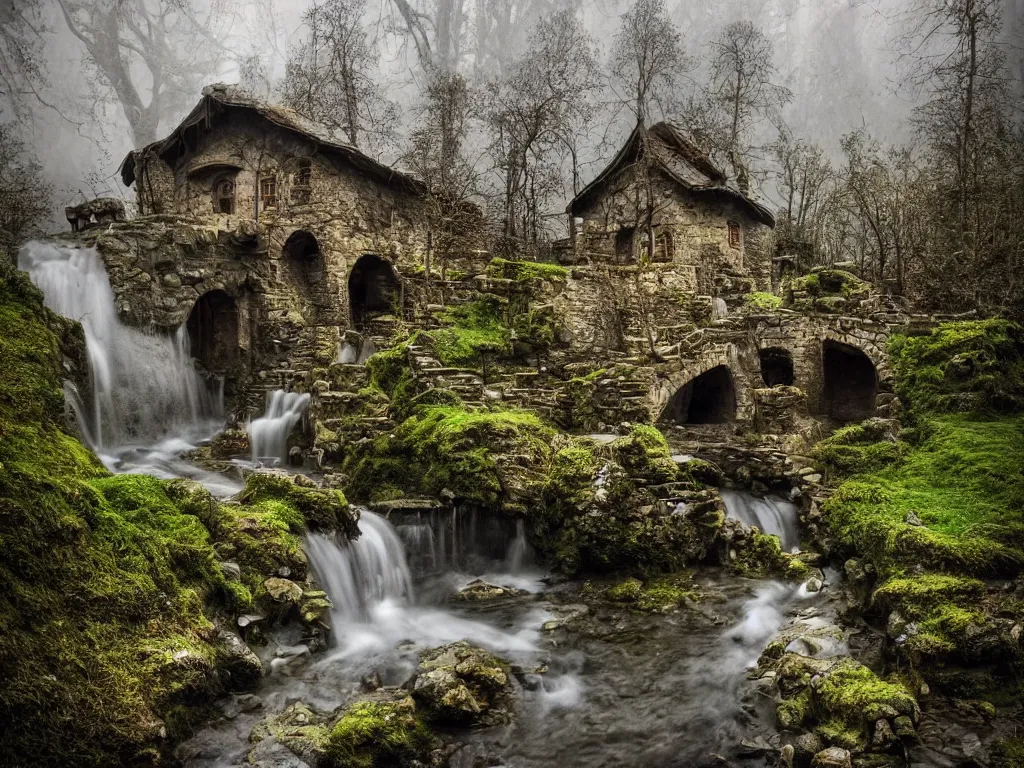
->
xmin=106 ymin=84 xmax=430 ymax=406
xmin=564 ymin=121 xmax=775 ymax=292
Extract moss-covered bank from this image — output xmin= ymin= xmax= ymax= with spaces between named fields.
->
xmin=0 ymin=259 xmax=353 ymax=766
xmin=816 ymin=320 xmax=1024 ymax=704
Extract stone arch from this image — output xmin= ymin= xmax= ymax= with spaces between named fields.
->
xmin=348 ymin=254 xmax=402 ymax=329
xmin=820 ymin=339 xmax=877 ymax=421
xmin=660 ymin=365 xmax=737 ymax=424
xmin=186 ymin=290 xmax=239 ymax=372
xmin=759 ymin=346 xmax=795 ymax=387
xmin=282 ymin=230 xmax=332 ymax=321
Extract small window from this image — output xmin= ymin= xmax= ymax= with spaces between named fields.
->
xmin=728 ymin=221 xmax=741 ymax=249
xmin=655 ymin=231 xmax=673 ymax=262
xmin=291 ymin=159 xmax=312 ymax=205
xmin=260 ymin=173 xmax=277 ymax=210
xmin=213 ymin=176 xmax=235 ymax=214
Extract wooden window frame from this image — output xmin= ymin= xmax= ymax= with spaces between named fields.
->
xmin=728 ymin=221 xmax=742 ymax=249
xmin=260 ymin=173 xmax=278 ymax=210
xmin=213 ymin=175 xmax=236 ymax=215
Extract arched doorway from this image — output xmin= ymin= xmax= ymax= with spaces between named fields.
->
xmin=186 ymin=290 xmax=239 ymax=372
xmin=821 ymin=340 xmax=877 ymax=421
xmin=661 ymin=365 xmax=737 ymax=425
xmin=283 ymin=230 xmax=331 ymax=320
xmin=348 ymin=254 xmax=401 ymax=329
xmin=759 ymin=347 xmax=795 ymax=387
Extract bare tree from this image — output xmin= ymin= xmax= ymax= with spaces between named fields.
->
xmin=406 ymin=71 xmax=480 ymax=282
xmin=609 ymin=0 xmax=691 ymax=125
xmin=281 ymin=0 xmax=398 ymax=157
xmin=708 ymin=20 xmax=792 ymax=158
xmin=486 ymin=10 xmax=600 ymax=248
xmin=769 ymin=130 xmax=834 ymax=244
xmin=0 ymin=125 xmax=52 ymax=265
xmin=0 ymin=1 xmax=48 ymax=122
xmin=55 ymin=0 xmax=244 ymax=147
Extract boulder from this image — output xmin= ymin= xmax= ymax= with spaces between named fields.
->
xmin=412 ymin=641 xmax=513 ymax=726
xmin=264 ymin=577 xmax=303 ymax=603
xmin=453 ymin=578 xmax=526 ymax=601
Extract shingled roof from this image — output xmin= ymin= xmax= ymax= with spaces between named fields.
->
xmin=119 ymin=84 xmax=422 ymax=193
xmin=568 ymin=122 xmax=775 ymax=227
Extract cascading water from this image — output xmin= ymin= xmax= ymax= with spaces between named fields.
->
xmin=18 ymin=242 xmax=231 ymax=488
xmin=720 ymin=488 xmax=801 ymax=552
xmin=246 ymin=390 xmax=310 ymax=466
xmin=305 ymin=510 xmax=414 ymax=626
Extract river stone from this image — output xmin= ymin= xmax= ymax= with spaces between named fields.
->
xmin=217 ymin=629 xmax=263 ymax=688
xmin=872 ymin=718 xmax=897 ymax=749
xmin=811 ymin=747 xmax=852 ymax=768
xmin=265 ymin=577 xmax=303 ymax=603
xmin=412 ymin=641 xmax=512 ymax=726
xmin=453 ymin=578 xmax=526 ymax=602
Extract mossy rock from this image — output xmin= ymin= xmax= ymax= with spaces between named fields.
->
xmin=485 ymin=257 xmax=568 ymax=283
xmin=236 ymin=470 xmax=356 ymax=536
xmin=323 ymin=695 xmax=437 ymax=768
xmin=890 ymin=320 xmax=1024 ymax=415
xmin=609 ymin=424 xmax=680 ymax=485
xmin=603 ymin=573 xmax=699 ymax=613
xmin=412 ymin=641 xmax=512 ymax=727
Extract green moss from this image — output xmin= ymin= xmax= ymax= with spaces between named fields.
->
xmin=486 ymin=257 xmax=568 ymax=282
xmin=812 ymin=420 xmax=909 ymax=479
xmin=776 ymin=691 xmax=811 ymax=730
xmin=823 ymin=415 xmax=1024 ymax=578
xmin=605 ymin=573 xmax=698 ymax=612
xmin=890 ymin=320 xmax=1024 ymax=415
xmin=744 ymin=291 xmax=783 ymax=310
xmin=236 ymin=471 xmax=355 ymax=535
xmin=730 ymin=529 xmax=805 ymax=578
xmin=609 ymin=424 xmax=680 ymax=485
xmin=813 ymin=658 xmax=918 ymax=724
xmin=323 ymin=698 xmax=436 ymax=768
xmin=429 ymin=299 xmax=511 ymax=367
xmin=992 ymin=737 xmax=1024 ymax=768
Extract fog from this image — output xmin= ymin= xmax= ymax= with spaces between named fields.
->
xmin=3 ymin=0 xmax=1021 ymax=224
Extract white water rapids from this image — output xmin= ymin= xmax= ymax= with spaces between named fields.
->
xmin=720 ymin=488 xmax=801 ymax=552
xmin=246 ymin=390 xmax=310 ymax=466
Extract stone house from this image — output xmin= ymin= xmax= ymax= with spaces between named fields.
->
xmin=108 ymin=84 xmax=432 ymax=406
xmin=564 ymin=122 xmax=775 ymax=293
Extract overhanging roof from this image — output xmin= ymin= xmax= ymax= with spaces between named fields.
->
xmin=119 ymin=84 xmax=423 ymax=194
xmin=568 ymin=122 xmax=776 ymax=227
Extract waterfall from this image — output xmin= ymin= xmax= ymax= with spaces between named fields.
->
xmin=336 ymin=337 xmax=376 ymax=365
xmin=304 ymin=510 xmax=413 ymax=626
xmin=18 ymin=241 xmax=223 ymax=452
xmin=247 ymin=390 xmax=310 ymax=465
xmin=506 ymin=519 xmax=531 ymax=572
xmin=720 ymin=489 xmax=800 ymax=553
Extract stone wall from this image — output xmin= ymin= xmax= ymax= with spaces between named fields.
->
xmin=568 ymin=167 xmax=771 ymax=281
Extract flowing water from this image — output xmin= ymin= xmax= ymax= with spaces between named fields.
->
xmin=20 ymin=241 xmax=822 ymax=767
xmin=18 ymin=242 xmax=237 ymax=493
xmin=247 ymin=390 xmax=311 ymax=466
xmin=721 ymin=489 xmax=801 ymax=552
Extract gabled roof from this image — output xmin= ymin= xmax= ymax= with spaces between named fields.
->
xmin=568 ymin=122 xmax=775 ymax=227
xmin=119 ymin=84 xmax=423 ymax=193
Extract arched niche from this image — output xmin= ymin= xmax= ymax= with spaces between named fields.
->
xmin=282 ymin=230 xmax=331 ymax=321
xmin=821 ymin=340 xmax=877 ymax=421
xmin=660 ymin=365 xmax=737 ymax=425
xmin=348 ymin=254 xmax=402 ymax=329
xmin=759 ymin=347 xmax=795 ymax=387
xmin=186 ymin=290 xmax=239 ymax=372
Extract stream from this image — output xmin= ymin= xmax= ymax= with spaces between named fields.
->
xmin=21 ymin=241 xmax=830 ymax=768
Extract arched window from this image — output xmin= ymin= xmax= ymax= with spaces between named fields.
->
xmin=213 ymin=176 xmax=236 ymax=214
xmin=260 ymin=172 xmax=277 ymax=210
xmin=659 ymin=366 xmax=737 ymax=425
xmin=728 ymin=221 xmax=742 ymax=249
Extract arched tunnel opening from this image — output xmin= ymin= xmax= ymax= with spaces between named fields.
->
xmin=821 ymin=340 xmax=877 ymax=421
xmin=661 ymin=365 xmax=737 ymax=425
xmin=759 ymin=347 xmax=795 ymax=387
xmin=349 ymin=254 xmax=401 ymax=329
xmin=186 ymin=290 xmax=239 ymax=372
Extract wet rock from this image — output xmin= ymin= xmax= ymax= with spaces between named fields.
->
xmin=248 ymin=702 xmax=330 ymax=764
xmin=871 ymin=718 xmax=897 ymax=750
xmin=892 ymin=715 xmax=915 ymax=738
xmin=264 ymin=577 xmax=303 ymax=603
xmin=246 ymin=737 xmax=311 ymax=768
xmin=453 ymin=578 xmax=526 ymax=601
xmin=412 ymin=641 xmax=513 ymax=726
xmin=220 ymin=561 xmax=242 ymax=580
xmin=361 ymin=671 xmax=382 ymax=691
xmin=793 ymin=732 xmax=823 ymax=764
xmin=903 ymin=510 xmax=923 ymax=526
xmin=299 ymin=590 xmax=332 ymax=627
xmin=210 ymin=428 xmax=249 ymax=458
xmin=323 ymin=692 xmax=437 ymax=766
xmin=811 ymin=747 xmax=852 ymax=768
xmin=804 ymin=577 xmax=823 ymax=593
xmin=217 ymin=629 xmax=263 ymax=688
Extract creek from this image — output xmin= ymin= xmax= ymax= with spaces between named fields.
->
xmin=22 ymin=241 xmax=827 ymax=768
